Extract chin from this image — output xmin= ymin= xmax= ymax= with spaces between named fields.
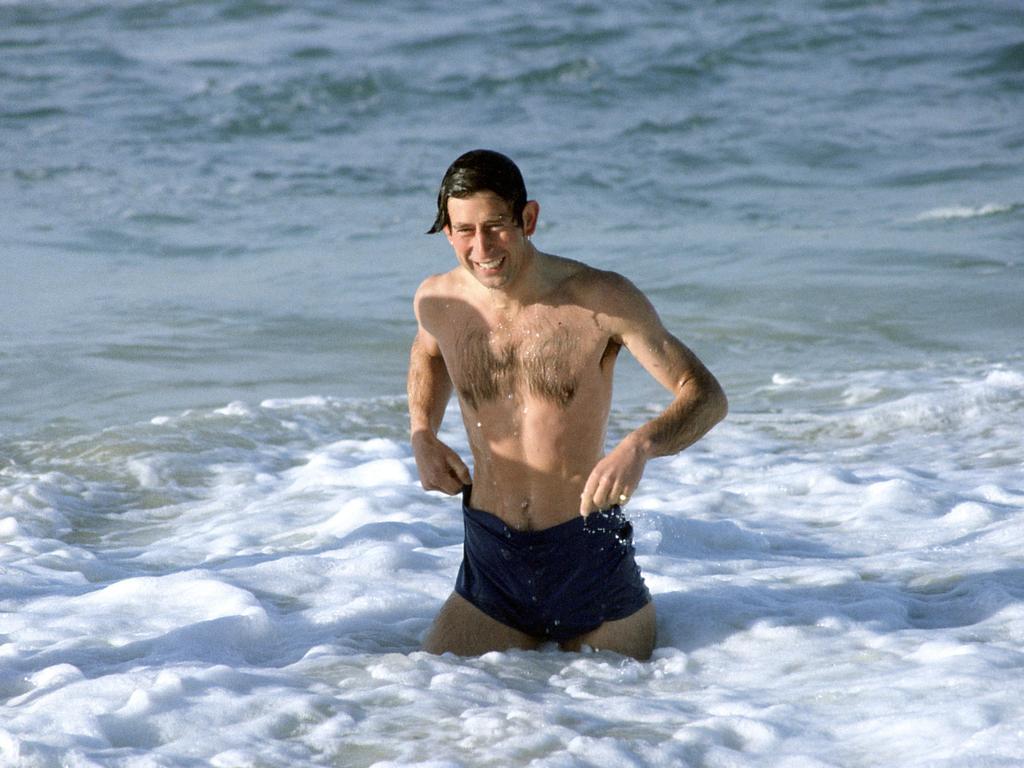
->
xmin=478 ymin=276 xmax=509 ymax=290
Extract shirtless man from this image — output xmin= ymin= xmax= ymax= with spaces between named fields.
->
xmin=408 ymin=150 xmax=727 ymax=660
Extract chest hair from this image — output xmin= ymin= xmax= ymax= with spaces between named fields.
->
xmin=454 ymin=324 xmax=580 ymax=410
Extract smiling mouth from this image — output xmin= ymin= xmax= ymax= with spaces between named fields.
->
xmin=473 ymin=257 xmax=505 ymax=272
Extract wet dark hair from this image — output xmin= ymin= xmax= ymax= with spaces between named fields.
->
xmin=427 ymin=149 xmax=528 ymax=234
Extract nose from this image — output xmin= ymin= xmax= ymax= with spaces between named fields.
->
xmin=472 ymin=228 xmax=493 ymax=256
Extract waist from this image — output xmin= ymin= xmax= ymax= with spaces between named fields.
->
xmin=462 ymin=484 xmax=622 ymax=535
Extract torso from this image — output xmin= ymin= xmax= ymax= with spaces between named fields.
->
xmin=418 ymin=255 xmax=621 ymax=529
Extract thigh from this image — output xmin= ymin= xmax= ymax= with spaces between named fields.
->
xmin=562 ymin=601 xmax=657 ymax=661
xmin=423 ymin=592 xmax=542 ymax=656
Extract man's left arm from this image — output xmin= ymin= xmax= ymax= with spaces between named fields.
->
xmin=580 ymin=276 xmax=728 ymax=515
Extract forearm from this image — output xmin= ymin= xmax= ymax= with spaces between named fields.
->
xmin=582 ymin=367 xmax=726 ymax=513
xmin=626 ymin=368 xmax=728 ymax=459
xmin=407 ymin=335 xmax=453 ymax=437
xmin=407 ymin=335 xmax=470 ymax=493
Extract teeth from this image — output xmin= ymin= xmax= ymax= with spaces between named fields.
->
xmin=477 ymin=258 xmax=502 ymax=269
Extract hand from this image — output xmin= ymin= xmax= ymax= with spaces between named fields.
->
xmin=411 ymin=431 xmax=471 ymax=495
xmin=579 ymin=437 xmax=648 ymax=516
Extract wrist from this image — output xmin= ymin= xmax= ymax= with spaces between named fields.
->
xmin=410 ymin=427 xmax=437 ymax=445
xmin=621 ymin=431 xmax=654 ymax=460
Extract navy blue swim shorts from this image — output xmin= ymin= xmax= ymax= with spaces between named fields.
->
xmin=454 ymin=487 xmax=651 ymax=642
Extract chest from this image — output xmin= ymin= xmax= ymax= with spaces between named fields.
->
xmin=445 ymin=314 xmax=612 ymax=410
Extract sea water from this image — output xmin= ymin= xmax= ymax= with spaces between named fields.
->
xmin=2 ymin=1 xmax=1022 ymax=766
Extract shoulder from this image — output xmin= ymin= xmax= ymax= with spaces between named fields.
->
xmin=555 ymin=260 xmax=663 ymax=340
xmin=413 ymin=269 xmax=479 ymax=340
xmin=555 ymin=259 xmax=651 ymax=313
xmin=414 ymin=269 xmax=456 ymax=301
xmin=413 ymin=269 xmax=460 ymax=315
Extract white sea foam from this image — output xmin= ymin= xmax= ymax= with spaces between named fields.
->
xmin=2 ymin=364 xmax=1023 ymax=766
xmin=912 ymin=203 xmax=1014 ymax=221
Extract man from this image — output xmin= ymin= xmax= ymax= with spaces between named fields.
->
xmin=408 ymin=150 xmax=727 ymax=660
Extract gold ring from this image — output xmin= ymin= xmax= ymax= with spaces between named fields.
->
xmin=619 ymin=494 xmax=629 ymax=502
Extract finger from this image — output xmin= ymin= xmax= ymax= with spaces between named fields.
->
xmin=422 ymin=460 xmax=464 ymax=495
xmin=437 ymin=476 xmax=464 ymax=495
xmin=579 ymin=479 xmax=598 ymax=517
xmin=418 ymin=465 xmax=440 ymax=491
xmin=580 ymin=467 xmax=609 ymax=516
xmin=441 ymin=467 xmax=465 ymax=494
xmin=450 ymin=454 xmax=472 ymax=486
xmin=579 ymin=495 xmax=596 ymax=517
xmin=589 ymin=474 xmax=614 ymax=513
xmin=423 ymin=473 xmax=456 ymax=494
xmin=440 ymin=478 xmax=463 ymax=495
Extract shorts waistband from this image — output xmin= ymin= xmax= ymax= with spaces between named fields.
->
xmin=461 ymin=485 xmax=626 ymax=544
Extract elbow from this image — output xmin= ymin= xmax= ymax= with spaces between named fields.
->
xmin=696 ymin=370 xmax=728 ymax=426
xmin=711 ymin=373 xmax=728 ymax=423
xmin=715 ymin=384 xmax=729 ymax=424
xmin=673 ymin=367 xmax=728 ymax=429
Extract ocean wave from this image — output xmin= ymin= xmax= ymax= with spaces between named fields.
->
xmin=743 ymin=365 xmax=1024 ymax=456
xmin=843 ymin=368 xmax=1023 ymax=440
xmin=912 ymin=203 xmax=1016 ymax=222
xmin=176 ymin=69 xmax=399 ymax=139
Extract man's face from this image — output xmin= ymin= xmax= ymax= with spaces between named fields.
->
xmin=444 ymin=192 xmax=536 ymax=290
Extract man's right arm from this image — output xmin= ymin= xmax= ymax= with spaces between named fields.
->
xmin=407 ymin=319 xmax=471 ymax=495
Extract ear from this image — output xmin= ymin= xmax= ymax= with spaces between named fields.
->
xmin=443 ymin=224 xmax=454 ymax=245
xmin=521 ymin=200 xmax=540 ymax=236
